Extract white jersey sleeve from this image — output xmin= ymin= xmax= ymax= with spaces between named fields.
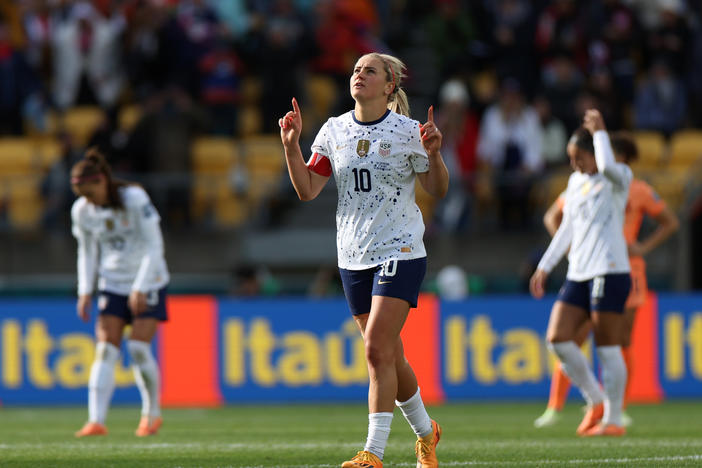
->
xmin=593 ymin=130 xmax=632 ymax=190
xmin=127 ymin=187 xmax=167 ymax=293
xmin=71 ymin=198 xmax=98 ymax=295
xmin=537 ymin=191 xmax=573 ymax=274
xmin=407 ymin=121 xmax=430 ymax=173
xmin=311 ymin=120 xmax=332 ymax=158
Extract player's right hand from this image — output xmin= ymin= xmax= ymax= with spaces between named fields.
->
xmin=77 ymin=294 xmax=92 ymax=322
xmin=529 ymin=269 xmax=548 ymax=299
xmin=279 ymin=97 xmax=302 ymax=148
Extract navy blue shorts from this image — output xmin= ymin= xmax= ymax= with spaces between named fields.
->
xmin=557 ymin=273 xmax=631 ymax=314
xmin=97 ymin=288 xmax=168 ymax=324
xmin=339 ymin=257 xmax=427 ymax=316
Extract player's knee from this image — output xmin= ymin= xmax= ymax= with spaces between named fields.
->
xmin=126 ymin=339 xmax=152 ymax=365
xmin=94 ymin=341 xmax=120 ymax=364
xmin=364 ymin=340 xmax=394 ymax=369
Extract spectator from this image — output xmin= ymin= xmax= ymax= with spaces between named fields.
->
xmin=485 ymin=0 xmax=537 ymax=93
xmin=124 ymin=86 xmax=209 ymax=227
xmin=533 ymin=95 xmax=567 ymax=170
xmin=0 ymin=12 xmax=44 ymax=135
xmin=433 ymin=78 xmax=479 ymax=233
xmin=643 ymin=0 xmax=691 ymax=75
xmin=124 ymin=0 xmax=171 ymax=101
xmin=539 ymin=52 xmax=583 ymax=133
xmin=198 ymin=39 xmax=244 ymax=135
xmin=256 ymin=0 xmax=313 ymax=132
xmin=535 ymin=0 xmax=588 ymax=68
xmin=582 ymin=0 xmax=640 ymax=102
xmin=634 ymin=58 xmax=687 ymax=137
xmin=477 ymin=77 xmax=543 ymax=229
xmin=422 ymin=0 xmax=476 ymax=76
xmin=50 ymin=1 xmax=126 ymax=111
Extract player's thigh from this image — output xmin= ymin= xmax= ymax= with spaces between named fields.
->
xmin=365 ymin=296 xmax=410 ymax=356
xmin=96 ymin=314 xmax=126 ymax=347
xmin=546 ymin=301 xmax=590 ymax=343
xmin=130 ymin=317 xmax=160 ymax=342
xmin=591 ymin=311 xmax=625 ymax=346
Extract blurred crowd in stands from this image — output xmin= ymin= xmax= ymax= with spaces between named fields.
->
xmin=1 ymin=0 xmax=701 ymax=234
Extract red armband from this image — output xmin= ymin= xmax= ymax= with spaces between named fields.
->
xmin=307 ymin=153 xmax=332 ymax=177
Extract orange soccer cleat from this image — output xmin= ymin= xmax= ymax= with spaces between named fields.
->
xmin=341 ymin=450 xmax=383 ymax=468
xmin=415 ymin=419 xmax=442 ymax=468
xmin=576 ymin=402 xmax=604 ymax=436
xmin=582 ymin=423 xmax=626 ymax=437
xmin=135 ymin=416 xmax=163 ymax=437
xmin=75 ymin=422 xmax=108 ymax=437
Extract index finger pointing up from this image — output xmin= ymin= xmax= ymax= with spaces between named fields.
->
xmin=292 ymin=97 xmax=300 ymax=114
xmin=427 ymin=105 xmax=434 ymax=123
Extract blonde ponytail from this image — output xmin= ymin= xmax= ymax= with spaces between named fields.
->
xmin=362 ymin=52 xmax=410 ymax=117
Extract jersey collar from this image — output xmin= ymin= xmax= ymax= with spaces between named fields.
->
xmin=352 ymin=108 xmax=391 ymax=126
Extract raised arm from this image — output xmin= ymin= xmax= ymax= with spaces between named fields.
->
xmin=279 ymin=97 xmax=329 ymax=201
xmin=583 ymin=109 xmax=631 ymax=189
xmin=416 ymin=106 xmax=449 ymax=198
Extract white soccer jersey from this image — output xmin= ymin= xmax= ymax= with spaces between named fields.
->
xmin=538 ymin=131 xmax=632 ymax=281
xmin=310 ymin=109 xmax=430 ymax=269
xmin=71 ymin=185 xmax=170 ymax=296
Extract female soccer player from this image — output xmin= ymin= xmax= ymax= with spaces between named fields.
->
xmin=533 ymin=132 xmax=679 ymax=428
xmin=71 ymin=148 xmax=169 ymax=438
xmin=279 ymin=53 xmax=449 ymax=468
xmin=530 ymin=109 xmax=632 ymax=437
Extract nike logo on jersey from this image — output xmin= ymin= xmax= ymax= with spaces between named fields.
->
xmin=378 ymin=280 xmax=392 ymax=285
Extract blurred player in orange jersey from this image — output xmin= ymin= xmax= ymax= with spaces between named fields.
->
xmin=534 ymin=132 xmax=679 ymax=429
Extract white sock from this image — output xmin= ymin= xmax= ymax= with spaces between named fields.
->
xmin=127 ymin=340 xmax=161 ymax=418
xmin=549 ymin=341 xmax=605 ymax=406
xmin=396 ymin=388 xmax=433 ymax=438
xmin=88 ymin=341 xmax=119 ymax=424
xmin=364 ymin=412 xmax=393 ymax=460
xmin=596 ymin=345 xmax=627 ymax=426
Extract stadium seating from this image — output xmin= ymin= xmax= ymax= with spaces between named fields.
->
xmin=118 ymin=104 xmax=142 ymax=132
xmin=60 ymin=106 xmax=105 ymax=147
xmin=241 ymin=134 xmax=285 ymax=203
xmin=643 ymin=166 xmax=689 ymax=211
xmin=304 ymin=75 xmax=338 ymax=132
xmin=668 ymin=129 xmax=702 ymax=169
xmin=190 ymin=137 xmax=240 ymax=224
xmin=0 ymin=138 xmax=44 ymax=230
xmin=631 ymin=130 xmax=665 ymax=170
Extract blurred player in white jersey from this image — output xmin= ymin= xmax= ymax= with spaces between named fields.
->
xmin=71 ymin=149 xmax=170 ymax=438
xmin=279 ymin=52 xmax=449 ymax=468
xmin=530 ymin=110 xmax=632 ymax=437
xmin=533 ymin=132 xmax=679 ymax=429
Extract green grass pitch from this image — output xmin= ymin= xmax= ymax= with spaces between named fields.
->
xmin=1 ymin=401 xmax=701 ymax=467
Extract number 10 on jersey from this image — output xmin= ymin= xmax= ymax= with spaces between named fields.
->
xmin=352 ymin=168 xmax=371 ymax=192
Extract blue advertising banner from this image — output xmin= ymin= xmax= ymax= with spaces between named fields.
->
xmin=1 ymin=294 xmax=700 ymax=405
xmin=657 ymin=294 xmax=702 ymax=398
xmin=217 ymin=298 xmax=368 ymax=403
xmin=441 ymin=296 xmax=559 ymax=399
xmin=0 ymin=299 xmax=142 ymax=404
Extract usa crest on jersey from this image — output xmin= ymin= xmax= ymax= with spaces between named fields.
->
xmin=356 ymin=139 xmax=370 ymax=157
xmin=379 ymin=141 xmax=391 ymax=157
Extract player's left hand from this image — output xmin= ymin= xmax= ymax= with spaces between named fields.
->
xmin=128 ymin=291 xmax=148 ymax=315
xmin=420 ymin=105 xmax=442 ymax=155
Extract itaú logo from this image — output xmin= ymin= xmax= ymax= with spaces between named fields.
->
xmin=222 ymin=318 xmax=368 ymax=387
